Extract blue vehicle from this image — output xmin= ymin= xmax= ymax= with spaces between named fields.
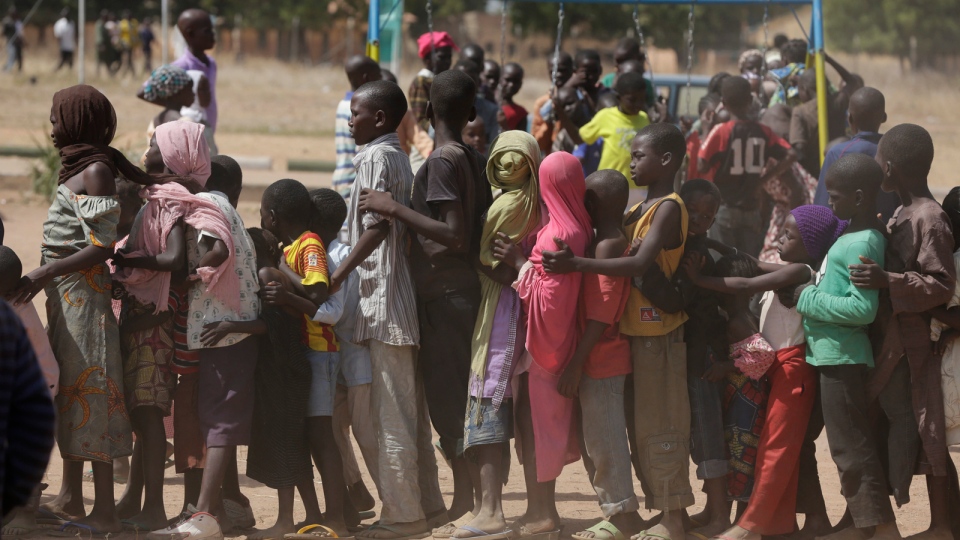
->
xmin=649 ymin=73 xmax=712 ymax=123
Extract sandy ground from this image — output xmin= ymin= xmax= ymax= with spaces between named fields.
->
xmin=3 ymin=50 xmax=960 ymax=539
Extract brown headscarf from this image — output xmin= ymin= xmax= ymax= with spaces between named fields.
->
xmin=52 ymin=85 xmax=200 ymax=191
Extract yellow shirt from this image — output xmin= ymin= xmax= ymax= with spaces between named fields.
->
xmin=620 ymin=192 xmax=689 ymax=337
xmin=578 ymin=107 xmax=650 ymax=179
xmin=283 ymin=231 xmax=339 ymax=352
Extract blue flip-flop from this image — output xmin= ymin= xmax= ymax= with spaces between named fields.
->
xmin=51 ymin=521 xmax=111 ymax=537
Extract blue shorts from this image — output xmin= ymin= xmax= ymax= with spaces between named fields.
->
xmin=464 ymin=397 xmax=513 ymax=452
xmin=337 ymin=340 xmax=372 ymax=387
xmin=307 ymin=350 xmax=340 ymax=417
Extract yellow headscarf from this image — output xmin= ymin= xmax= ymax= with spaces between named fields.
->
xmin=471 ymin=131 xmax=542 ymax=384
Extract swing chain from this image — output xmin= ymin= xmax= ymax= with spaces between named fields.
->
xmin=761 ymin=0 xmax=770 ymax=74
xmin=634 ymin=4 xmax=653 ymax=87
xmin=500 ymin=0 xmax=509 ymax=72
xmin=551 ymin=3 xmax=565 ymax=91
xmin=686 ymin=1 xmax=695 ymax=117
xmin=426 ymin=0 xmax=436 ymax=71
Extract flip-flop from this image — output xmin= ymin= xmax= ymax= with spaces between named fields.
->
xmin=425 ymin=509 xmax=450 ymax=530
xmin=35 ymin=507 xmax=69 ymax=529
xmin=515 ymin=524 xmax=561 ymax=540
xmin=50 ymin=521 xmax=113 ymax=538
xmin=631 ymin=530 xmax=672 ymax=540
xmin=688 ymin=533 xmax=710 ymax=540
xmin=434 ymin=513 xmax=478 ymax=539
xmin=452 ymin=525 xmax=517 ymax=540
xmin=573 ymin=521 xmax=626 ymax=540
xmin=354 ymin=523 xmax=431 ymax=540
xmin=285 ymin=523 xmax=357 ymax=540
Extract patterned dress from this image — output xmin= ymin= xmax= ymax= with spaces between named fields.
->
xmin=43 ymin=184 xmax=132 ymax=462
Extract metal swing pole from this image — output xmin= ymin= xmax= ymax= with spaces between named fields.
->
xmin=367 ymin=0 xmax=380 ymax=61
xmin=161 ymin=0 xmax=169 ymax=66
xmin=812 ymin=0 xmax=827 ymax=165
xmin=77 ymin=0 xmax=85 ymax=83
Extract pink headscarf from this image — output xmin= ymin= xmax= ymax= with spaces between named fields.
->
xmin=518 ymin=152 xmax=594 ymax=375
xmin=155 ymin=120 xmax=211 ymax=185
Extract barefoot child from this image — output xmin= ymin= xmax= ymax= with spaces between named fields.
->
xmin=259 ymin=179 xmax=352 ymax=537
xmin=542 ymin=124 xmax=692 ymax=540
xmin=851 ymin=124 xmax=958 ymax=540
xmin=559 ymin=169 xmax=645 ymax=540
xmin=329 ymin=79 xmax=441 ymax=540
xmin=493 ymin=151 xmax=594 ymax=540
xmin=358 ymin=70 xmax=495 ymax=529
xmin=795 ymin=154 xmax=902 ymax=540
xmin=442 ymin=131 xmax=543 ymax=539
xmin=684 ymin=205 xmax=846 ymax=540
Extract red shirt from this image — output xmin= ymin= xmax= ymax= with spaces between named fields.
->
xmin=502 ymin=103 xmax=529 ymax=132
xmin=686 ymin=130 xmax=702 ymax=181
xmin=579 ymin=272 xmax=632 ymax=379
xmin=699 ymin=120 xmax=791 ymax=210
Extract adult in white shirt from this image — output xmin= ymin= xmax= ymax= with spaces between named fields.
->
xmin=53 ymin=8 xmax=76 ymax=71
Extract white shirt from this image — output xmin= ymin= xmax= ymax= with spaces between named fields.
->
xmin=53 ymin=17 xmax=75 ymax=51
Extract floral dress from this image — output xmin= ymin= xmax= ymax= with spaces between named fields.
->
xmin=43 ymin=184 xmax=132 ymax=462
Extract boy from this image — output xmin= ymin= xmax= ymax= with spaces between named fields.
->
xmin=788 ymin=65 xmax=860 ymax=178
xmin=600 ymin=38 xmax=656 ymax=109
xmin=260 ymin=179 xmax=351 ymax=537
xmin=558 ymin=170 xmax=645 ymax=540
xmin=499 ymin=62 xmax=528 ymax=132
xmin=532 ymin=51 xmax=574 ymax=154
xmin=481 ymin=60 xmax=500 ymax=104
xmin=698 ymin=76 xmax=798 ymax=257
xmin=814 ymin=87 xmax=900 ymax=222
xmin=455 ymin=58 xmax=500 ymax=151
xmin=335 ymin=55 xmax=382 ymax=240
xmin=357 ymin=69 xmax=493 ymax=526
xmin=568 ymin=49 xmax=604 ymax=112
xmin=462 ymin=116 xmax=488 ymax=156
xmin=795 ymin=153 xmax=900 ymax=540
xmin=555 ymin=71 xmax=650 ymax=182
xmin=171 ymin=8 xmax=218 ymax=154
xmin=542 ymin=124 xmax=693 ymax=540
xmin=460 ymin=43 xmax=484 ymax=66
xmin=409 ymin=30 xmax=457 ymax=132
xmin=550 ymin=86 xmax=601 ymax=176
xmin=152 ymin=152 xmax=261 ymax=539
xmin=309 ymin=188 xmax=380 ymax=514
xmin=329 ymin=79 xmax=445 ymax=540
xmin=685 ymin=94 xmax=719 ymax=182
xmin=850 ymin=124 xmax=958 ymax=540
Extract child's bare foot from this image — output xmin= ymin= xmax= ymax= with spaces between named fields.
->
xmin=712 ymin=524 xmax=759 ymax=540
xmin=358 ymin=519 xmax=430 ymax=539
xmin=115 ymin=491 xmax=142 ymax=520
xmin=453 ymin=511 xmax=508 ymax=538
xmin=121 ymin=507 xmax=169 ymax=532
xmin=348 ymin=481 xmax=377 ymax=513
xmin=41 ymin=498 xmax=86 ymax=521
xmin=573 ymin=513 xmax=644 ymax=540
xmin=516 ymin=516 xmax=560 ymax=536
xmin=434 ymin=513 xmax=477 ymax=538
xmin=67 ymin=511 xmax=123 ymax=535
xmin=691 ymin=515 xmax=731 ymax=539
xmin=632 ymin=513 xmax=683 ymax=540
xmin=2 ymin=508 xmax=39 ymax=537
xmin=249 ymin=520 xmax=298 ymax=540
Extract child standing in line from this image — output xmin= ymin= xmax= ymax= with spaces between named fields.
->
xmin=684 ymin=205 xmax=846 ymax=540
xmin=443 ymin=131 xmax=543 ymax=540
xmin=555 ymin=72 xmax=650 ymax=183
xmin=794 ymin=154 xmax=901 ymax=540
xmin=532 ymin=51 xmax=574 ymax=155
xmin=260 ymin=179 xmax=351 ymax=537
xmin=329 ymin=80 xmax=443 ymax=540
xmin=684 ymin=95 xmax=719 ymax=182
xmin=499 ymin=62 xmax=528 ymax=132
xmin=850 ymin=124 xmax=958 ymax=540
xmin=698 ymin=76 xmax=798 ymax=257
xmin=334 ymin=55 xmax=382 ymax=240
xmin=309 ymin=188 xmax=380 ymax=515
xmin=559 ymin=169 xmax=645 ymax=540
xmin=358 ymin=70 xmax=493 ymax=528
xmin=492 ymin=151 xmax=594 ymax=540
xmin=542 ymin=124 xmax=692 ymax=540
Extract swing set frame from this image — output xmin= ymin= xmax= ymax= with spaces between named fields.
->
xmin=366 ymin=0 xmax=828 ymax=163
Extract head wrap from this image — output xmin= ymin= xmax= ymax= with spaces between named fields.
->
xmin=470 ymin=131 xmax=543 ymax=406
xmin=142 ymin=65 xmax=192 ymax=103
xmin=789 ymin=204 xmax=848 ymax=262
xmin=417 ymin=31 xmax=459 ymax=59
xmin=154 ymin=120 xmax=211 ymax=185
xmin=51 ymin=84 xmax=201 ymax=191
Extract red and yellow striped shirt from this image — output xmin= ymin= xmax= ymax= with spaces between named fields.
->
xmin=283 ymin=232 xmax=339 ymax=352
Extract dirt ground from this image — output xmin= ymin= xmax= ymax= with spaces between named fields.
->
xmin=3 ymin=50 xmax=960 ymax=539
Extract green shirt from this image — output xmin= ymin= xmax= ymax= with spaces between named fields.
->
xmin=601 ymin=72 xmax=657 ymax=107
xmin=797 ymin=229 xmax=886 ymax=367
xmin=578 ymin=107 xmax=650 ymax=179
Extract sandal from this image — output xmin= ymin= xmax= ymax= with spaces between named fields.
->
xmin=573 ymin=521 xmax=626 ymax=540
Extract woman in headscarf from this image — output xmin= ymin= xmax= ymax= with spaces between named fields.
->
xmin=110 ymin=120 xmax=234 ymax=531
xmin=11 ymin=84 xmax=159 ymax=535
xmin=492 ymin=151 xmax=593 ymax=539
xmin=437 ymin=132 xmax=544 ymax=539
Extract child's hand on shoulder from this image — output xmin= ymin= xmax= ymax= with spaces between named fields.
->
xmin=542 ymin=237 xmax=576 ymax=274
xmin=200 ymin=320 xmax=234 ymax=348
xmin=261 ymin=280 xmax=292 ymax=306
xmin=492 ymin=232 xmax=527 ymax=270
xmin=357 ymin=188 xmax=396 ymax=217
xmin=849 ymin=255 xmax=888 ymax=289
xmin=681 ymin=252 xmax=705 ymax=283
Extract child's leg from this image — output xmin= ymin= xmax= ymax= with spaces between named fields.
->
xmin=248 ymin=487 xmax=297 ymax=540
xmin=415 ymin=372 xmax=447 ymax=525
xmin=333 ymin=383 xmax=375 ymax=512
xmin=687 ymin=350 xmax=731 ymax=535
xmin=631 ymin=330 xmax=693 ymax=540
xmin=72 ymin=459 xmax=122 ymax=533
xmin=358 ymin=342 xmax=430 ymax=539
xmin=125 ymin=406 xmax=169 ymax=529
xmin=307 ymin=416 xmax=349 ymax=531
xmin=196 ymin=446 xmax=231 ymax=518
xmin=296 ymin=478 xmax=325 ymax=526
xmin=577 ymin=374 xmax=643 ymax=539
xmin=454 ymin=397 xmax=514 ymax=537
xmin=515 ymin=373 xmax=559 ymax=534
xmin=348 ymin=382 xmax=382 ymax=498
xmin=734 ymin=350 xmax=817 ymax=537
xmin=877 ymin=359 xmax=920 ymax=508
xmin=116 ymin=442 xmax=143 ymax=519
xmin=793 ymin=397 xmax=832 ymax=539
xmin=43 ymin=459 xmax=85 ymax=518
xmin=819 ymin=365 xmax=898 ymax=536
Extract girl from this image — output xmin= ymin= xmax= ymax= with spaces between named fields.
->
xmin=438 ymin=131 xmax=544 ymax=539
xmin=12 ymin=85 xmax=179 ymax=536
xmin=683 ymin=205 xmax=846 ymax=540
xmin=138 ymin=64 xmax=197 ymax=141
xmin=493 ymin=151 xmax=593 ymax=540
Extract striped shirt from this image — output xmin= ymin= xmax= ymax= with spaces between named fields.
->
xmin=0 ymin=299 xmax=56 ymax=516
xmin=333 ymin=94 xmax=357 ymax=238
xmin=349 ymin=132 xmax=420 ymax=346
xmin=284 ymin=231 xmax=339 ymax=352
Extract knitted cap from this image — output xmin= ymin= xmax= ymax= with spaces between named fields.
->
xmin=789 ymin=205 xmax=848 ymax=262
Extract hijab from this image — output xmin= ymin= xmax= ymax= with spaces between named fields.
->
xmin=155 ymin=120 xmax=211 ymax=185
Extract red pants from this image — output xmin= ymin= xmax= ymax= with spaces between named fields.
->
xmin=738 ymin=345 xmax=817 ymax=535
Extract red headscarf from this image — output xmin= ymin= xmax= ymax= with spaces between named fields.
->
xmin=519 ymin=152 xmax=594 ymax=374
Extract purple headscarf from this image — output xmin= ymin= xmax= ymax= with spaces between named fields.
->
xmin=789 ymin=205 xmax=848 ymax=262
